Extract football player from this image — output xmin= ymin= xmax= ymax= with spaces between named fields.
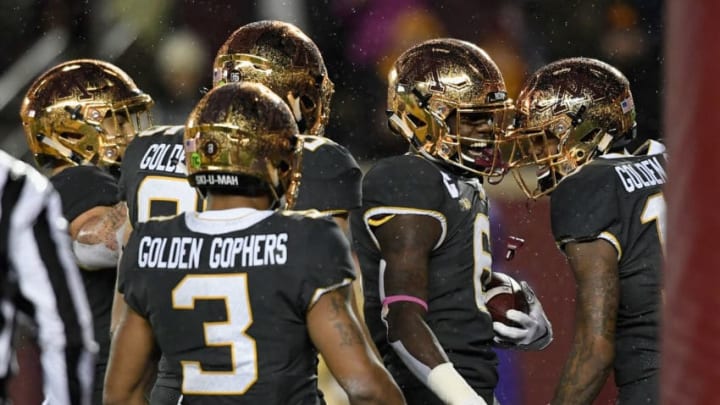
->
xmin=212 ymin=22 xmax=371 ymax=403
xmin=118 ymin=124 xmax=204 ymax=226
xmin=104 ymin=82 xmax=405 ymax=405
xmin=351 ymin=39 xmax=552 ymax=405
xmin=507 ymin=58 xmax=664 ymax=404
xmin=212 ymin=20 xmax=361 ymax=231
xmin=19 ymin=59 xmax=154 ymax=404
xmin=118 ymin=20 xmax=360 ymax=230
xmin=113 ymin=21 xmax=365 ymax=403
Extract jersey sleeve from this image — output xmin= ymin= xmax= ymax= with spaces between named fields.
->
xmin=550 ymin=166 xmax=620 ymax=250
xmin=298 ymin=218 xmax=356 ymax=312
xmin=117 ymin=222 xmax=150 ymax=317
xmin=116 ymin=165 xmax=128 ymax=203
xmin=293 ymin=136 xmax=362 ymax=213
xmin=50 ymin=165 xmax=120 ymax=222
xmin=362 ymin=154 xmax=445 ymax=216
xmin=117 ymin=138 xmax=145 ymax=203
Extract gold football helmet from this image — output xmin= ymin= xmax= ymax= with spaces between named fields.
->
xmin=387 ymin=38 xmax=515 ymax=180
xmin=184 ymin=82 xmax=302 ymax=208
xmin=508 ymin=57 xmax=637 ymax=198
xmin=20 ymin=59 xmax=153 ymax=168
xmin=213 ymin=20 xmax=334 ymax=136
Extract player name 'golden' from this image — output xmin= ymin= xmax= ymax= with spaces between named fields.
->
xmin=613 ymin=156 xmax=666 ymax=193
xmin=139 ymin=144 xmax=186 ymax=174
xmin=137 ymin=234 xmax=288 ymax=270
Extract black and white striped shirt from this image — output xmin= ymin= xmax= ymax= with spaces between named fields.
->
xmin=0 ymin=150 xmax=95 ymax=405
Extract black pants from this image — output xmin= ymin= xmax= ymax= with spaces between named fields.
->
xmin=617 ymin=374 xmax=659 ymax=405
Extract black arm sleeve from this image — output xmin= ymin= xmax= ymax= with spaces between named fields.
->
xmin=50 ymin=165 xmax=120 ymax=222
xmin=294 ymin=137 xmax=363 ymax=212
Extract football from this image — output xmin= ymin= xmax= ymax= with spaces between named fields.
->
xmin=484 ymin=272 xmax=530 ymax=327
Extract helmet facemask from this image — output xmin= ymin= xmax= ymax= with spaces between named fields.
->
xmin=508 ymin=122 xmax=597 ymax=199
xmin=388 ymin=80 xmax=515 ymax=181
xmin=507 ymin=57 xmax=637 ymax=199
xmin=443 ymin=106 xmax=515 ymax=182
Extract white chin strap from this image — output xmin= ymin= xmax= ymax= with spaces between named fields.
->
xmin=286 ymin=93 xmax=303 ymax=123
xmin=387 ymin=113 xmax=415 ymax=140
xmin=596 ymin=132 xmax=614 ymax=153
xmin=40 ymin=135 xmax=86 ymax=164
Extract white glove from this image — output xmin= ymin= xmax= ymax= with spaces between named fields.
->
xmin=492 ymin=281 xmax=553 ymax=350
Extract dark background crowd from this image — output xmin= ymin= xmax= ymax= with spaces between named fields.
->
xmin=0 ymin=1 xmax=664 ymax=404
xmin=0 ymin=0 xmax=663 ymax=163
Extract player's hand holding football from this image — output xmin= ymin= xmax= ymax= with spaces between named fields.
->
xmin=492 ymin=281 xmax=553 ymax=350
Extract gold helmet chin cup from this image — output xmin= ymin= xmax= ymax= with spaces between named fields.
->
xmin=387 ymin=38 xmax=515 ymax=179
xmin=184 ymin=82 xmax=302 ymax=208
xmin=20 ymin=59 xmax=153 ymax=168
xmin=508 ymin=57 xmax=637 ymax=198
xmin=212 ymin=20 xmax=334 ymax=136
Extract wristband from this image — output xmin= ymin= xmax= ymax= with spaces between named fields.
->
xmin=426 ymin=362 xmax=487 ymax=405
xmin=382 ymin=294 xmax=428 ymax=311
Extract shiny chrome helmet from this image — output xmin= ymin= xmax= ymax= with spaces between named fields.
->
xmin=20 ymin=59 xmax=153 ymax=168
xmin=213 ymin=20 xmax=333 ymax=136
xmin=508 ymin=57 xmax=636 ymax=198
xmin=387 ymin=38 xmax=515 ymax=180
xmin=185 ymin=82 xmax=302 ymax=208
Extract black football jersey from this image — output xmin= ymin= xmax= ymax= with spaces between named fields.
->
xmin=119 ymin=209 xmax=355 ymax=404
xmin=551 ymin=148 xmax=666 ymax=387
xmin=293 ymin=135 xmax=362 ymax=213
xmin=351 ymin=154 xmax=498 ymax=394
xmin=51 ymin=165 xmax=120 ymax=223
xmin=118 ymin=125 xmax=205 ymax=225
xmin=50 ymin=165 xmax=118 ymax=402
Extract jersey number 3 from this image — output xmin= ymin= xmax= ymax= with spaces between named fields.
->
xmin=172 ymin=274 xmax=258 ymax=395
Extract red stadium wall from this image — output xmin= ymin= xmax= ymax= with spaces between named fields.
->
xmin=663 ymin=0 xmax=720 ymax=403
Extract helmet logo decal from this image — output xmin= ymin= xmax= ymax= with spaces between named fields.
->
xmin=620 ymin=97 xmax=634 ymax=113
xmin=204 ymin=141 xmax=218 ymax=156
xmin=70 ymin=77 xmax=94 ymax=100
xmin=184 ymin=138 xmax=197 ymax=152
xmin=532 ymin=86 xmax=595 ymax=118
xmin=553 ymin=91 xmax=590 ymax=115
xmin=190 ymin=152 xmax=201 ymax=168
xmin=213 ymin=68 xmax=223 ymax=84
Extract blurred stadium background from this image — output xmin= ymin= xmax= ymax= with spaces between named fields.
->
xmin=1 ymin=1 xmax=665 ymax=404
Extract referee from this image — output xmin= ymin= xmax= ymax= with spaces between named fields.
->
xmin=0 ymin=149 xmax=96 ymax=404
